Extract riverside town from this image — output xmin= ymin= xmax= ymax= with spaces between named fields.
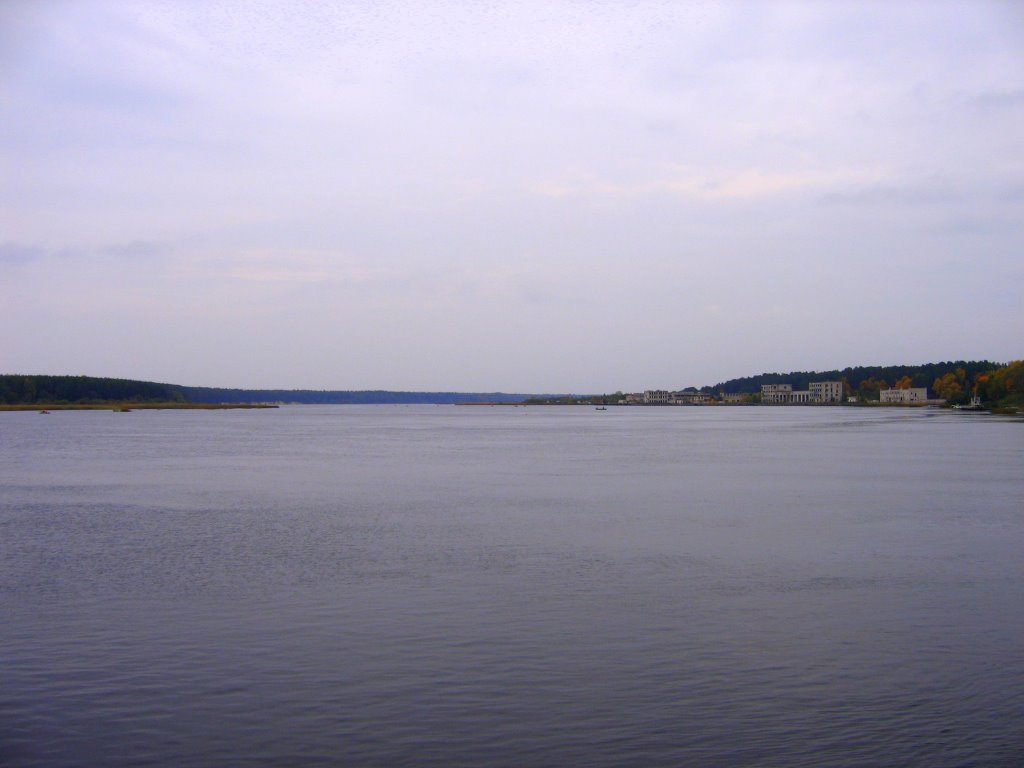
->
xmin=523 ymin=360 xmax=1023 ymax=412
xmin=620 ymin=381 xmax=942 ymax=406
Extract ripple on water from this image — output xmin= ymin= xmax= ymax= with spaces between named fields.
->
xmin=2 ymin=406 xmax=1023 ymax=766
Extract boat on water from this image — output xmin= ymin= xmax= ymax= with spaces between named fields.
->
xmin=952 ymin=396 xmax=984 ymax=411
xmin=595 ymin=406 xmax=607 ymax=411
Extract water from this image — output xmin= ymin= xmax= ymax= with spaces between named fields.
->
xmin=1 ymin=405 xmax=1022 ymax=766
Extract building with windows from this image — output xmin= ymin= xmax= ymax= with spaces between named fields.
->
xmin=760 ymin=383 xmax=793 ymax=404
xmin=810 ymin=381 xmax=843 ymax=403
xmin=879 ymin=387 xmax=928 ymax=403
xmin=669 ymin=390 xmax=712 ymax=405
xmin=643 ymin=390 xmax=670 ymax=404
xmin=762 ymin=381 xmax=844 ymax=404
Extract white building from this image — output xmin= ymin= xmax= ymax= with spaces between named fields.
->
xmin=761 ymin=384 xmax=792 ymax=404
xmin=669 ymin=391 xmax=712 ymax=405
xmin=644 ymin=390 xmax=670 ymax=404
xmin=880 ymin=387 xmax=928 ymax=403
xmin=810 ymin=381 xmax=843 ymax=403
xmin=762 ymin=380 xmax=843 ymax=404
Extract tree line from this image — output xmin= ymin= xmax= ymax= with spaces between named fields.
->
xmin=0 ymin=375 xmax=543 ymax=405
xmin=712 ymin=361 xmax=1000 ymax=398
xmin=3 ymin=363 xmax=1020 ymax=408
xmin=180 ymin=387 xmax=541 ymax=405
xmin=708 ymin=359 xmax=1024 ymax=408
xmin=0 ymin=375 xmax=185 ymax=404
xmin=968 ymin=360 xmax=1024 ymax=409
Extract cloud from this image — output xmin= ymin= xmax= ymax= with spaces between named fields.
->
xmin=973 ymin=89 xmax=1024 ymax=111
xmin=0 ymin=242 xmax=45 ymax=265
xmin=2 ymin=1 xmax=1022 ymax=389
xmin=818 ymin=184 xmax=960 ymax=207
xmin=0 ymin=239 xmax=178 ymax=266
xmin=533 ymin=167 xmax=886 ymax=201
xmin=666 ymin=168 xmax=886 ymax=201
xmin=101 ymin=240 xmax=167 ymax=259
xmin=999 ymin=185 xmax=1024 ymax=202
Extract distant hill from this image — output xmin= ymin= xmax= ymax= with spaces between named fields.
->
xmin=709 ymin=360 xmax=1000 ymax=394
xmin=0 ymin=375 xmax=550 ymax=405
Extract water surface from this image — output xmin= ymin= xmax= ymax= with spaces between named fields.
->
xmin=2 ymin=406 xmax=1022 ymax=766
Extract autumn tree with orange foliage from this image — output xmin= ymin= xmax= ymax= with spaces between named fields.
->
xmin=933 ymin=372 xmax=964 ymax=401
xmin=977 ymin=360 xmax=1024 ymax=408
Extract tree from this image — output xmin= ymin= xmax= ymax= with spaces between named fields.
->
xmin=980 ymin=360 xmax=1024 ymax=405
xmin=858 ymin=377 xmax=888 ymax=400
xmin=973 ymin=373 xmax=988 ymax=396
xmin=933 ymin=372 xmax=963 ymax=401
xmin=894 ymin=376 xmax=913 ymax=390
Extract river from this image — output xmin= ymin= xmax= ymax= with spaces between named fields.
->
xmin=2 ymin=405 xmax=1022 ymax=766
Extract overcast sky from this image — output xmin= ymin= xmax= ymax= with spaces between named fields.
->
xmin=2 ymin=1 xmax=1022 ymax=391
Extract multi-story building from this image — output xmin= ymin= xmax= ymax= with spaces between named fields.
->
xmin=762 ymin=381 xmax=843 ymax=404
xmin=644 ymin=390 xmax=670 ymax=404
xmin=879 ymin=387 xmax=928 ymax=403
xmin=760 ymin=383 xmax=793 ymax=404
xmin=669 ymin=390 xmax=712 ymax=405
xmin=809 ymin=381 xmax=843 ymax=403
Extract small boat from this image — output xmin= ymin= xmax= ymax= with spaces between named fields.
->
xmin=39 ymin=409 xmax=50 ymax=414
xmin=952 ymin=396 xmax=984 ymax=411
xmin=595 ymin=406 xmax=607 ymax=411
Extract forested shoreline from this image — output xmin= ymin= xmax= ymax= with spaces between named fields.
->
xmin=0 ymin=375 xmax=541 ymax=406
xmin=0 ymin=375 xmax=186 ymax=405
xmin=712 ymin=361 xmax=997 ymax=395
xmin=180 ymin=387 xmax=542 ymax=405
xmin=2 ymin=360 xmax=1021 ymax=410
xmin=711 ymin=360 xmax=1022 ymax=410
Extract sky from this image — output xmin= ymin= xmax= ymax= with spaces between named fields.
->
xmin=2 ymin=0 xmax=1022 ymax=392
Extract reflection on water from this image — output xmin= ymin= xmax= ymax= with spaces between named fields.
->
xmin=2 ymin=406 xmax=1023 ymax=766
